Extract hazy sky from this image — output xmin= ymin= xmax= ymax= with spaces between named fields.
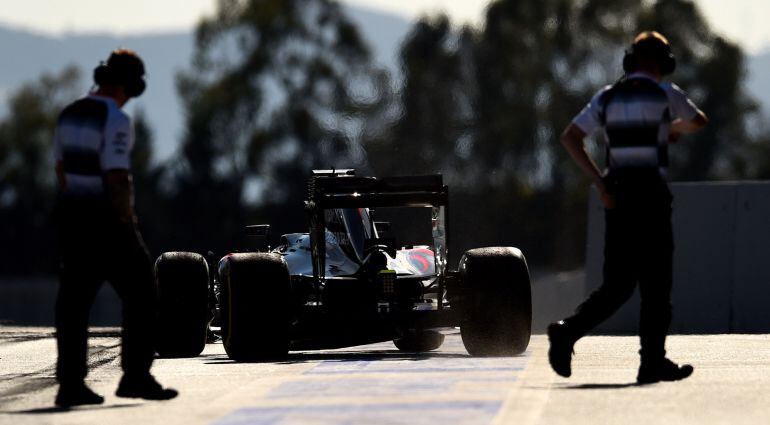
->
xmin=0 ymin=0 xmax=769 ymax=53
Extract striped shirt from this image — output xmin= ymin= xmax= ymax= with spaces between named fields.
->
xmin=572 ymin=72 xmax=699 ymax=177
xmin=53 ymin=95 xmax=133 ymax=197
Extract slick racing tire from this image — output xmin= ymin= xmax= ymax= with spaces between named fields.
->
xmin=155 ymin=251 xmax=210 ymax=358
xmin=393 ymin=330 xmax=445 ymax=352
xmin=219 ymin=253 xmax=291 ymax=361
xmin=459 ymin=247 xmax=532 ymax=356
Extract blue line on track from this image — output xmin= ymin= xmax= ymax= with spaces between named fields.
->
xmin=214 ymin=347 xmax=531 ymax=424
xmin=213 ymin=400 xmax=503 ymax=425
xmin=304 ymin=356 xmax=528 ymax=375
xmin=307 ymin=366 xmax=524 ymax=374
xmin=266 ymin=375 xmax=518 ymax=399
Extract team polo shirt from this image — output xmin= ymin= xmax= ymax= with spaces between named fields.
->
xmin=572 ymin=72 xmax=699 ymax=176
xmin=53 ymin=95 xmax=133 ymax=197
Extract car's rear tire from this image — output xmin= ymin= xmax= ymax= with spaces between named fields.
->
xmin=458 ymin=247 xmax=532 ymax=356
xmin=393 ymin=330 xmax=445 ymax=352
xmin=155 ymin=251 xmax=210 ymax=358
xmin=219 ymin=253 xmax=291 ymax=361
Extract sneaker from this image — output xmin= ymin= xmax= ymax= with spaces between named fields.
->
xmin=115 ymin=374 xmax=178 ymax=400
xmin=547 ymin=321 xmax=575 ymax=378
xmin=637 ymin=357 xmax=694 ymax=384
xmin=55 ymin=382 xmax=105 ymax=408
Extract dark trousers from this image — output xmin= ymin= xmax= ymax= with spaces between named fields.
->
xmin=565 ymin=179 xmax=674 ymax=361
xmin=55 ymin=197 xmax=157 ymax=385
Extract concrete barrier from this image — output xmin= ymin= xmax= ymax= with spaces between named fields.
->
xmin=584 ymin=181 xmax=770 ymax=334
xmin=531 ymin=269 xmax=585 ymax=333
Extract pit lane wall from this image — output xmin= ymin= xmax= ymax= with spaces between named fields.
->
xmin=585 ymin=181 xmax=770 ymax=334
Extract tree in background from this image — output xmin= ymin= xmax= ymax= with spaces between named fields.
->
xmin=365 ymin=15 xmax=477 ymax=185
xmin=369 ymin=0 xmax=760 ymax=269
xmin=638 ymin=0 xmax=759 ymax=180
xmin=169 ymin=0 xmax=389 ymax=253
xmin=131 ymin=110 xmax=173 ymax=255
xmin=0 ymin=67 xmax=81 ymax=274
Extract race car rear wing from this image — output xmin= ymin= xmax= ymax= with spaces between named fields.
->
xmin=308 ymin=174 xmax=448 ymax=209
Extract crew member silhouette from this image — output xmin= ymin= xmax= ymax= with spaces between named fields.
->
xmin=548 ymin=32 xmax=708 ymax=384
xmin=53 ymin=49 xmax=177 ymax=407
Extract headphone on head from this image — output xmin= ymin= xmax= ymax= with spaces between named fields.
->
xmin=622 ymin=31 xmax=676 ymax=76
xmin=93 ymin=49 xmax=146 ymax=98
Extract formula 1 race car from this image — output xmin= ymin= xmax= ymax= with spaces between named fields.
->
xmin=153 ymin=170 xmax=532 ymax=361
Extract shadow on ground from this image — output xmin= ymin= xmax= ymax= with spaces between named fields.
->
xmin=553 ymin=382 xmax=642 ymax=390
xmin=202 ymin=349 xmax=487 ymax=365
xmin=3 ymin=403 xmax=139 ymax=415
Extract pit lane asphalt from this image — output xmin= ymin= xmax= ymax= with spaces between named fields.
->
xmin=0 ymin=327 xmax=768 ymax=424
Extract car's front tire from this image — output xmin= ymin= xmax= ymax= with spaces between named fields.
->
xmin=154 ymin=251 xmax=210 ymax=358
xmin=393 ymin=330 xmax=445 ymax=352
xmin=458 ymin=247 xmax=532 ymax=356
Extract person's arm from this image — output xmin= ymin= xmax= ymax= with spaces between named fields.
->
xmin=670 ymin=110 xmax=708 ymax=137
xmin=102 ymin=113 xmax=136 ymax=224
xmin=560 ymin=123 xmax=615 ymax=209
xmin=105 ymin=169 xmax=136 ymax=224
xmin=55 ymin=161 xmax=67 ymax=192
xmin=53 ymin=124 xmax=67 ymax=192
xmin=667 ymin=84 xmax=709 ymax=142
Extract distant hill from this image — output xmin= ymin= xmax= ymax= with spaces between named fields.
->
xmin=0 ymin=26 xmax=193 ymax=161
xmin=0 ymin=5 xmax=411 ymax=162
